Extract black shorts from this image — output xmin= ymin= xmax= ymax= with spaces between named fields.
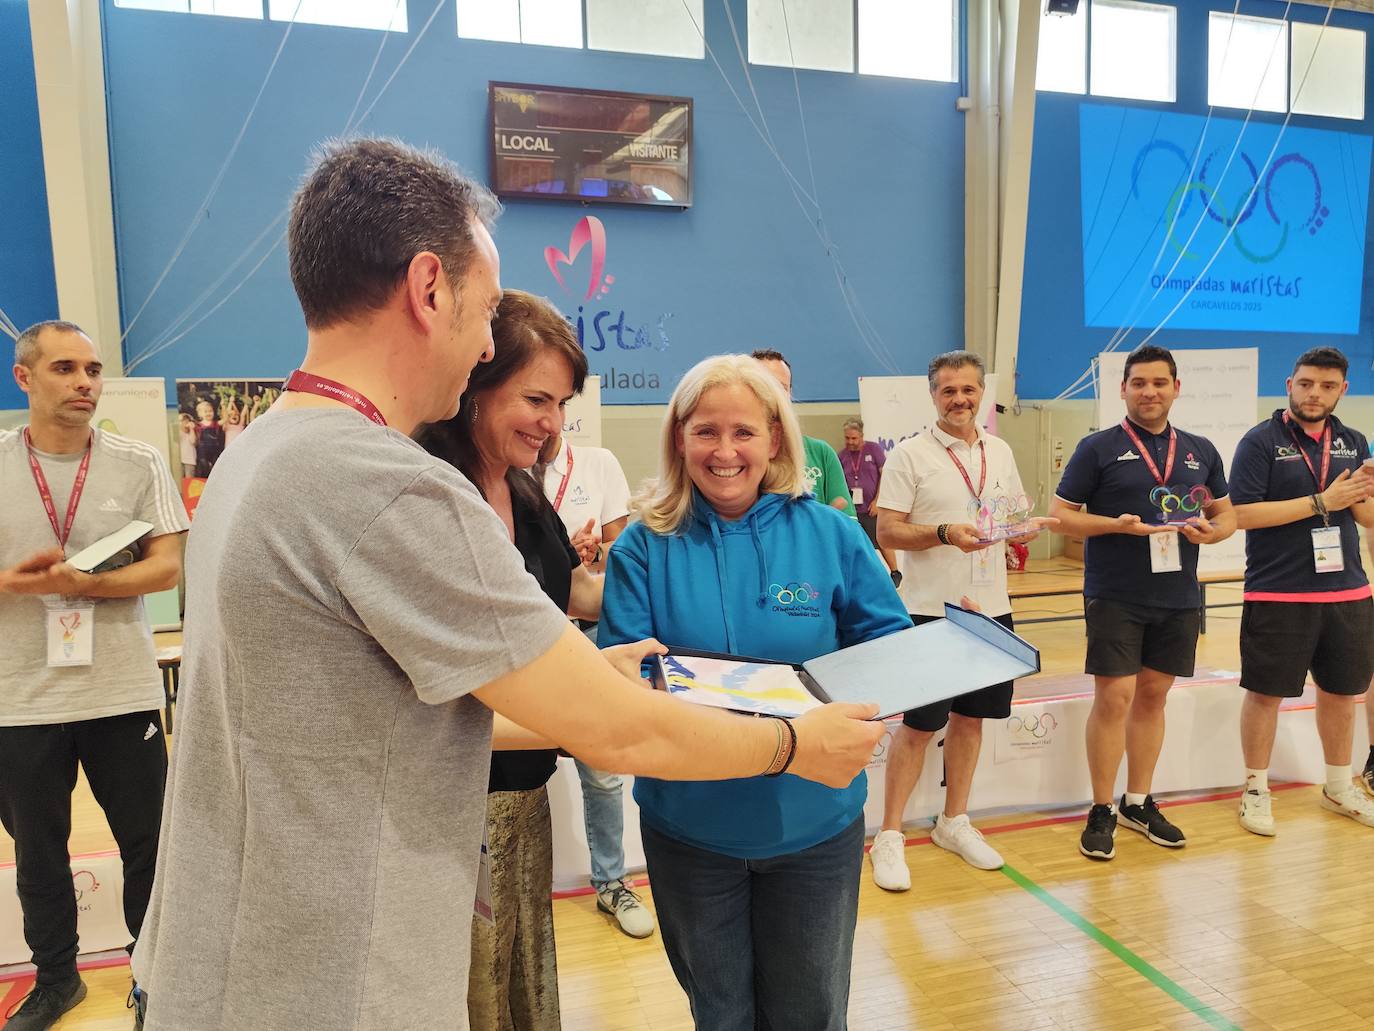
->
xmin=1084 ymin=597 xmax=1199 ymax=679
xmin=857 ymin=512 xmax=879 ymax=548
xmin=1239 ymin=597 xmax=1374 ymax=698
xmin=902 ymin=613 xmax=1016 ymax=732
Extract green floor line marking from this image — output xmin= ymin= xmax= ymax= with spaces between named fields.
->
xmin=999 ymin=864 xmax=1241 ymax=1031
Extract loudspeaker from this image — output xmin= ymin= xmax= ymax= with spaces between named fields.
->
xmin=1045 ymin=0 xmax=1080 ymax=14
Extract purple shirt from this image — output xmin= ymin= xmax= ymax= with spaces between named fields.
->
xmin=840 ymin=440 xmax=885 ymax=514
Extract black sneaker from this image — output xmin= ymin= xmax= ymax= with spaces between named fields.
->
xmin=128 ymin=982 xmax=148 ymax=1030
xmin=1079 ymin=803 xmax=1117 ymax=860
xmin=1118 ymin=794 xmax=1186 ymax=847
xmin=1361 ymin=755 xmax=1374 ymax=800
xmin=4 ymin=975 xmax=87 ymax=1031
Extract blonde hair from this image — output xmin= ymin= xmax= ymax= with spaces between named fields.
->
xmin=633 ymin=354 xmax=806 ymax=534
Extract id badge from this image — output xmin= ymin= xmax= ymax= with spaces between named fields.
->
xmin=971 ymin=546 xmax=997 ymax=586
xmin=45 ymin=598 xmax=94 ymax=667
xmin=1149 ymin=531 xmax=1182 ymax=574
xmin=1312 ymin=526 xmax=1344 ymax=573
xmin=474 ymin=831 xmax=494 ymax=925
xmin=851 ymin=487 xmax=864 ymax=506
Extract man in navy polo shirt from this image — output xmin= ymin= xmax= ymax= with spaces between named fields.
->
xmin=1050 ymin=345 xmax=1234 ymax=860
xmin=1230 ymin=347 xmax=1374 ymax=835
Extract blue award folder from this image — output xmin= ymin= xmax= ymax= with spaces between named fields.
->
xmin=651 ymin=604 xmax=1040 ymax=720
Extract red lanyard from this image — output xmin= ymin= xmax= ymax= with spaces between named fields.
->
xmin=1282 ymin=411 xmax=1332 ymax=490
xmin=1120 ymin=419 xmax=1176 ymax=487
xmin=24 ymin=427 xmax=92 ymax=550
xmin=944 ymin=438 xmax=987 ymax=502
xmin=844 ymin=448 xmax=864 ymax=484
xmin=551 ymin=445 xmax=575 ymax=512
xmin=283 ymin=370 xmax=387 ymax=426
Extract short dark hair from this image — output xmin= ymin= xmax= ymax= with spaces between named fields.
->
xmin=287 ymin=137 xmax=501 ymax=330
xmin=14 ymin=320 xmax=87 ymax=368
xmin=1293 ymin=346 xmax=1348 ymax=377
xmin=927 ymin=350 xmax=985 ymax=391
xmin=418 ymin=290 xmax=588 ymax=509
xmin=1122 ymin=344 xmax=1177 ymax=382
xmin=750 ymin=348 xmax=790 ymax=370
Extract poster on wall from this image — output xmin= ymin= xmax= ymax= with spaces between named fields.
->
xmin=1080 ymin=103 xmax=1371 ymax=335
xmin=1096 ymin=347 xmax=1257 ymax=573
xmin=857 ymin=374 xmax=999 ymax=456
xmin=175 ymin=379 xmax=281 ymax=518
xmin=92 ymin=377 xmax=180 ymax=629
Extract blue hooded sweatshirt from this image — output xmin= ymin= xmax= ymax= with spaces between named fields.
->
xmin=600 ymin=490 xmax=912 ymax=859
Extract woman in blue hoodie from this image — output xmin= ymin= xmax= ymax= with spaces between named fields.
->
xmin=600 ymin=354 xmax=911 ymax=1030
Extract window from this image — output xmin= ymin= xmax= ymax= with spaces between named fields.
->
xmin=457 ymin=0 xmax=581 ymax=48
xmin=858 ymin=0 xmax=957 ymax=82
xmin=1291 ymin=22 xmax=1365 ymax=121
xmin=1036 ymin=2 xmax=1086 ymax=94
xmin=268 ymin=0 xmax=405 ymax=31
xmin=587 ymin=0 xmax=703 ymax=59
xmin=1091 ymin=1 xmax=1175 ymax=103
xmin=1208 ymin=11 xmax=1287 ymax=113
xmin=748 ymin=0 xmax=853 ymax=74
xmin=114 ymin=0 xmax=262 ymax=16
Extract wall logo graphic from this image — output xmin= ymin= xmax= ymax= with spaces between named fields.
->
xmin=543 ymin=216 xmax=673 ymax=393
xmin=544 ymin=215 xmax=613 ymax=300
xmin=1134 ymin=144 xmax=1327 ymax=265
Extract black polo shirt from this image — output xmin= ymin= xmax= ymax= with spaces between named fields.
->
xmin=487 ymin=483 xmax=580 ymax=793
xmin=1057 ymin=419 xmax=1228 ymax=609
xmin=1230 ymin=409 xmax=1371 ymax=599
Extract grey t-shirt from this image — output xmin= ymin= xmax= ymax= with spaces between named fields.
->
xmin=0 ymin=428 xmax=189 ymax=726
xmin=132 ymin=408 xmax=572 ymax=1030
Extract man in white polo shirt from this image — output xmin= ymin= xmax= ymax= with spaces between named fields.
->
xmin=536 ymin=432 xmax=655 ymax=939
xmin=869 ymin=350 xmax=1042 ymax=890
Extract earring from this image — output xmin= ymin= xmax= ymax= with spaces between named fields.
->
xmin=470 ymin=399 xmax=479 ymax=423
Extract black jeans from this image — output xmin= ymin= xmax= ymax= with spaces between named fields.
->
xmin=0 ymin=711 xmax=167 ymax=984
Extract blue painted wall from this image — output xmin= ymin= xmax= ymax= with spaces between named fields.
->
xmin=1 ymin=0 xmax=59 ymax=410
xmin=101 ymin=0 xmax=966 ymax=403
xmin=1019 ymin=0 xmax=1374 ymax=399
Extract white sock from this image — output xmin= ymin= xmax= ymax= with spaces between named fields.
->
xmin=1245 ymin=768 xmax=1268 ymax=793
xmin=1326 ymin=764 xmax=1352 ymax=795
xmin=1124 ymin=791 xmax=1147 ymax=808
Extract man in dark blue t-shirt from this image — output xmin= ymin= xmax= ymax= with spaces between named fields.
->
xmin=1050 ymin=345 xmax=1235 ymax=861
xmin=1230 ymin=347 xmax=1374 ymax=836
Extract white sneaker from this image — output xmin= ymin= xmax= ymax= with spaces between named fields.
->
xmin=1320 ymin=785 xmax=1374 ymax=828
xmin=931 ymin=813 xmax=1004 ymax=870
xmin=869 ymin=829 xmax=911 ymax=891
xmin=1238 ymin=789 xmax=1275 ymax=836
xmin=595 ymin=880 xmax=656 ymax=939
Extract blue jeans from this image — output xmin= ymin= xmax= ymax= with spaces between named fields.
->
xmin=576 ymin=758 xmax=626 ymax=888
xmin=641 ymin=814 xmax=864 ymax=1031
xmin=576 ymin=620 xmax=627 ymax=889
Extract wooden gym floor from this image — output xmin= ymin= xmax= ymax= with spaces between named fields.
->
xmin=5 ymin=575 xmax=1374 ymax=1030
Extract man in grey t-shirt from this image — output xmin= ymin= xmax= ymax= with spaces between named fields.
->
xmin=1 ymin=321 xmax=187 ymax=1031
xmin=131 ymin=139 xmax=887 ymax=1031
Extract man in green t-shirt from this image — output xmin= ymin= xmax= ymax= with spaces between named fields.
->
xmin=752 ymin=349 xmax=856 ymax=517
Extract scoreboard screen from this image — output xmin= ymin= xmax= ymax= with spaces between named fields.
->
xmin=489 ymin=81 xmax=692 ymax=208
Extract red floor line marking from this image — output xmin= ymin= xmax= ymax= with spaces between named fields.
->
xmin=0 ymin=976 xmax=35 ymax=1024
xmin=0 ymin=954 xmax=130 ymax=986
xmin=867 ymin=782 xmax=1311 ymax=851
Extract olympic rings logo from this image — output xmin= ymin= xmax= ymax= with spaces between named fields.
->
xmin=1150 ymin=484 xmax=1213 ymax=520
xmin=1007 ymin=713 xmax=1058 ymax=739
xmin=970 ymin=494 xmax=1032 ymax=532
xmin=1132 ymin=142 xmax=1326 ymax=265
xmin=769 ymin=581 xmax=817 ymax=606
